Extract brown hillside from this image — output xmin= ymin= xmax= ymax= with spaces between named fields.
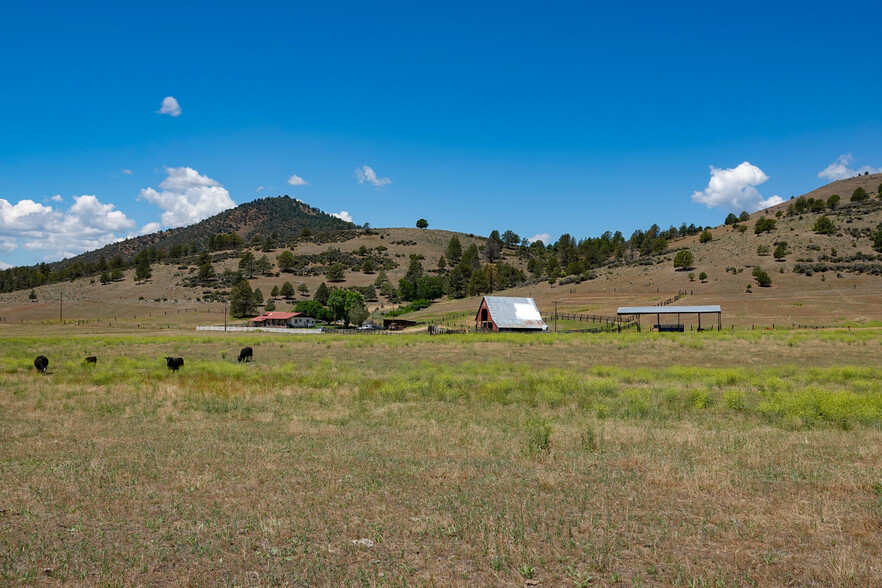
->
xmin=2 ymin=176 xmax=881 ymax=331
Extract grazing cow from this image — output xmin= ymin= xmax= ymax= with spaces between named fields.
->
xmin=237 ymin=346 xmax=253 ymax=362
xmin=165 ymin=356 xmax=184 ymax=371
xmin=84 ymin=356 xmax=97 ymax=364
xmin=34 ymin=355 xmax=49 ymax=373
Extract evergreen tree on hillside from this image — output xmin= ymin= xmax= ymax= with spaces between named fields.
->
xmin=238 ymin=251 xmax=257 ymax=278
xmin=445 ymin=236 xmax=462 ymax=264
xmin=230 ymin=279 xmax=256 ymax=318
xmin=485 ymin=230 xmax=503 ymax=262
xmin=813 ymin=215 xmax=836 ymax=235
xmin=501 ymin=230 xmax=520 ymax=248
xmin=314 ymin=282 xmax=330 ymax=305
xmin=851 ymin=187 xmax=869 ymax=202
xmin=673 ymin=249 xmax=694 ymax=270
xmin=134 ymin=251 xmax=152 ymax=284
xmin=277 ymin=250 xmax=296 ymax=272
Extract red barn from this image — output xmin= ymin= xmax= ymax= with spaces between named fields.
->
xmin=475 ymin=296 xmax=548 ymax=332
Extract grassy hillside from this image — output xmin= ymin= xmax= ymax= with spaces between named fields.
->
xmin=1 ymin=175 xmax=881 ymax=328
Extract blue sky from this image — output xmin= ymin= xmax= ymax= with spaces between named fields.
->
xmin=2 ymin=1 xmax=881 ymax=267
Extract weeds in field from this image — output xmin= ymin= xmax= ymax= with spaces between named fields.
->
xmin=524 ymin=417 xmax=552 ymax=455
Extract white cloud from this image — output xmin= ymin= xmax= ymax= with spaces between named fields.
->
xmin=691 ymin=162 xmax=783 ymax=212
xmin=157 ymin=96 xmax=181 ymax=117
xmin=287 ymin=174 xmax=309 ymax=187
xmin=527 ymin=233 xmax=551 ymax=245
xmin=818 ymin=153 xmax=881 ymax=181
xmin=139 ymin=222 xmax=161 ymax=235
xmin=138 ymin=166 xmax=236 ymax=228
xmin=0 ymin=198 xmax=55 ymax=232
xmin=121 ymin=168 xmax=133 ymax=175
xmin=355 ymin=165 xmax=391 ymax=188
xmin=331 ymin=210 xmax=353 ymax=223
xmin=0 ymin=261 xmax=12 ymax=269
xmin=255 ymin=185 xmax=264 ymax=192
xmin=50 ymin=194 xmax=63 ymax=202
xmin=0 ymin=195 xmax=136 ymax=261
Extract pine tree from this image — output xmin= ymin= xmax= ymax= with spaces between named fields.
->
xmin=230 ymin=279 xmax=256 ymax=318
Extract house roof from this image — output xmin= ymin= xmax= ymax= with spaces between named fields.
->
xmin=250 ymin=312 xmax=302 ymax=321
xmin=479 ymin=296 xmax=547 ymax=330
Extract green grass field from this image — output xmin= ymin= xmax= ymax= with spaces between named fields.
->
xmin=1 ymin=330 xmax=881 ymax=585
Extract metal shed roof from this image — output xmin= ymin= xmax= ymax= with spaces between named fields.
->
xmin=617 ymin=305 xmax=721 ymax=315
xmin=481 ymin=296 xmax=548 ymax=330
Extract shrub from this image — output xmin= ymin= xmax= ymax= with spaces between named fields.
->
xmin=813 ymin=215 xmax=836 ymax=235
xmin=524 ymin=418 xmax=552 ymax=455
xmin=699 ymin=230 xmax=713 ymax=243
xmin=752 ymin=266 xmax=772 ymax=287
xmin=754 ymin=218 xmax=776 ymax=234
xmin=851 ymin=187 xmax=869 ymax=202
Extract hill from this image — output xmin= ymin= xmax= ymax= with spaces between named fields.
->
xmin=56 ymin=195 xmax=355 ymax=269
xmin=1 ymin=175 xmax=881 ymax=330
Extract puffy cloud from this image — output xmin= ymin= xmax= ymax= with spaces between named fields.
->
xmin=0 ymin=198 xmax=55 ymax=232
xmin=138 ymin=222 xmax=161 ymax=235
xmin=157 ymin=96 xmax=181 ymax=117
xmin=527 ymin=233 xmax=551 ymax=245
xmin=139 ymin=166 xmax=236 ymax=228
xmin=121 ymin=168 xmax=133 ymax=175
xmin=50 ymin=194 xmax=63 ymax=202
xmin=355 ymin=165 xmax=391 ymax=188
xmin=818 ymin=153 xmax=881 ymax=181
xmin=0 ymin=261 xmax=12 ymax=269
xmin=691 ymin=162 xmax=783 ymax=212
xmin=330 ymin=210 xmax=353 ymax=223
xmin=0 ymin=195 xmax=136 ymax=261
xmin=287 ymin=174 xmax=309 ymax=186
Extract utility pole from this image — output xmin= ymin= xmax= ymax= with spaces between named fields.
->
xmin=224 ymin=302 xmax=227 ymax=331
xmin=552 ymin=300 xmax=560 ymax=333
xmin=59 ymin=290 xmax=63 ymax=323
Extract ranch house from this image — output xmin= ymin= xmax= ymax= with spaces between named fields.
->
xmin=248 ymin=311 xmax=316 ymax=328
xmin=475 ymin=296 xmax=548 ymax=332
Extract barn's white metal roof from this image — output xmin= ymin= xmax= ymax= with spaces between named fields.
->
xmin=617 ymin=305 xmax=721 ymax=315
xmin=481 ymin=296 xmax=548 ymax=330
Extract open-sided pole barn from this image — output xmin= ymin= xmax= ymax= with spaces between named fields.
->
xmin=616 ymin=305 xmax=722 ymax=332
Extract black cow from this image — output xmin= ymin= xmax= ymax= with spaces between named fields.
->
xmin=165 ymin=357 xmax=184 ymax=371
xmin=84 ymin=356 xmax=97 ymax=364
xmin=237 ymin=346 xmax=253 ymax=362
xmin=34 ymin=355 xmax=49 ymax=373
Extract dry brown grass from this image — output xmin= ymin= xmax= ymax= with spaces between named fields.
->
xmin=1 ymin=329 xmax=881 ymax=585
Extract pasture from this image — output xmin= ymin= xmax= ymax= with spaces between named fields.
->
xmin=1 ymin=330 xmax=881 ymax=586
